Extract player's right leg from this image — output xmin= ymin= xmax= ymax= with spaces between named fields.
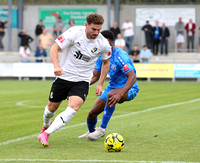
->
xmin=37 ymin=78 xmax=69 ymax=147
xmin=40 ymin=101 xmax=61 ymax=134
xmin=37 ymin=101 xmax=61 ymax=147
xmin=78 ymin=97 xmax=106 ymax=138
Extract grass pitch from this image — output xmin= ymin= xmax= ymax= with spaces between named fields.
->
xmin=0 ymin=80 xmax=200 ymax=162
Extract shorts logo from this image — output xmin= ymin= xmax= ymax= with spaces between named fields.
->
xmin=108 ymin=51 xmax=111 ymax=56
xmin=58 ymin=35 xmax=65 ymax=43
xmin=50 ymin=92 xmax=53 ymax=99
xmin=123 ymin=64 xmax=129 ymax=71
xmin=84 ymin=94 xmax=87 ymax=100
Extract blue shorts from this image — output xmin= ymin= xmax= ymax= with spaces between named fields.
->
xmin=99 ymin=86 xmax=138 ymax=103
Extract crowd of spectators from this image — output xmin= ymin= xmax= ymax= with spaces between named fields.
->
xmin=1 ymin=16 xmax=199 ymax=64
xmin=109 ymin=17 xmax=199 ymax=63
xmin=17 ymin=17 xmax=75 ymax=63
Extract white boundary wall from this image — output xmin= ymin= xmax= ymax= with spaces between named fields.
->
xmin=0 ymin=63 xmax=54 ymax=78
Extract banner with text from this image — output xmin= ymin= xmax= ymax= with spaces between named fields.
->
xmin=39 ymin=8 xmax=97 ymax=26
xmin=136 ymin=8 xmax=195 ymax=26
xmin=174 ymin=64 xmax=200 ymax=78
xmin=135 ymin=64 xmax=174 ymax=78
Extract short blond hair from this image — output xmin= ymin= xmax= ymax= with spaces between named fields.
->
xmin=86 ymin=13 xmax=104 ymax=25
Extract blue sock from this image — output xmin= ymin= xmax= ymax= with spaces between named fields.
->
xmin=100 ymin=104 xmax=115 ymax=129
xmin=87 ymin=118 xmax=97 ymax=132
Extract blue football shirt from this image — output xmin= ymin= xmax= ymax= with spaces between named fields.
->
xmin=94 ymin=47 xmax=139 ymax=91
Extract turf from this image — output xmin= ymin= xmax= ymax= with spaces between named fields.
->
xmin=0 ymin=80 xmax=200 ymax=162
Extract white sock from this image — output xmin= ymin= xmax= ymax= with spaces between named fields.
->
xmin=45 ymin=107 xmax=76 ymax=135
xmin=43 ymin=105 xmax=55 ymax=128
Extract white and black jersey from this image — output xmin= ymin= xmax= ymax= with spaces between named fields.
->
xmin=55 ymin=26 xmax=111 ymax=83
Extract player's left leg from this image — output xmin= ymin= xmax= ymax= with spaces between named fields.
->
xmin=87 ymin=97 xmax=106 ymax=131
xmin=87 ymin=104 xmax=115 ymax=141
xmin=87 ymin=87 xmax=138 ymax=140
xmin=78 ymin=97 xmax=106 ymax=138
xmin=79 ymin=88 xmax=109 ymax=139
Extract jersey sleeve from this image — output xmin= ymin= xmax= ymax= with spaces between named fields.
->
xmin=55 ymin=27 xmax=75 ymax=49
xmin=94 ymin=56 xmax=103 ymax=71
xmin=117 ymin=53 xmax=133 ymax=74
xmin=100 ymin=39 xmax=112 ymax=61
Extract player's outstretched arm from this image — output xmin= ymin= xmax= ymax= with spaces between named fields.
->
xmin=107 ymin=70 xmax=136 ymax=107
xmin=96 ymin=58 xmax=110 ymax=96
xmin=50 ymin=43 xmax=65 ymax=76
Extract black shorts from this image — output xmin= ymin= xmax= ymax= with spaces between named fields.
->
xmin=49 ymin=78 xmax=89 ymax=102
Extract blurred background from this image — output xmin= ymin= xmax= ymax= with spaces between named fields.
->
xmin=0 ymin=0 xmax=200 ymax=81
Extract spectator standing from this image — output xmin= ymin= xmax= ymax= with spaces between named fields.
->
xmin=64 ymin=19 xmax=75 ymax=31
xmin=114 ymin=33 xmax=125 ymax=49
xmin=110 ymin=21 xmax=121 ymax=40
xmin=185 ymin=18 xmax=196 ymax=52
xmin=35 ymin=19 xmax=45 ymax=48
xmin=53 ymin=16 xmax=65 ymax=38
xmin=160 ymin=22 xmax=170 ymax=55
xmin=141 ymin=20 xmax=152 ymax=49
xmin=140 ymin=45 xmax=151 ymax=63
xmin=35 ymin=44 xmax=47 ymax=62
xmin=0 ymin=19 xmax=8 ymax=51
xmin=38 ymin=28 xmax=54 ymax=56
xmin=129 ymin=44 xmax=140 ymax=63
xmin=122 ymin=18 xmax=134 ymax=53
xmin=175 ymin=17 xmax=185 ymax=52
xmin=35 ymin=19 xmax=45 ymax=36
xmin=18 ymin=29 xmax=34 ymax=49
xmin=151 ymin=20 xmax=161 ymax=55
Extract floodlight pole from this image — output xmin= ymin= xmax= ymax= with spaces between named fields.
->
xmin=107 ymin=0 xmax=111 ymax=29
xmin=18 ymin=0 xmax=23 ymax=31
xmin=114 ymin=0 xmax=120 ymax=27
xmin=18 ymin=0 xmax=23 ymax=48
xmin=8 ymin=0 xmax=12 ymax=51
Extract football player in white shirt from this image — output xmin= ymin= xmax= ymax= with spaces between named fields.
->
xmin=37 ymin=13 xmax=111 ymax=147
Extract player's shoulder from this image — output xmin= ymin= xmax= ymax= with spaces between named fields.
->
xmin=113 ymin=47 xmax=132 ymax=62
xmin=114 ymin=47 xmax=129 ymax=58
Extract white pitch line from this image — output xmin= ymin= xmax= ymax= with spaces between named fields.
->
xmin=16 ymin=100 xmax=41 ymax=108
xmin=1 ymin=98 xmax=200 ymax=146
xmin=0 ymin=159 xmax=199 ymax=163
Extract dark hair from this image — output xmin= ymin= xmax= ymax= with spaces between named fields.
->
xmin=101 ymin=30 xmax=114 ymax=41
xmin=86 ymin=13 xmax=104 ymax=25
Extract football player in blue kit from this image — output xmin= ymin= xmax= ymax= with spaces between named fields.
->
xmin=79 ymin=30 xmax=139 ymax=140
